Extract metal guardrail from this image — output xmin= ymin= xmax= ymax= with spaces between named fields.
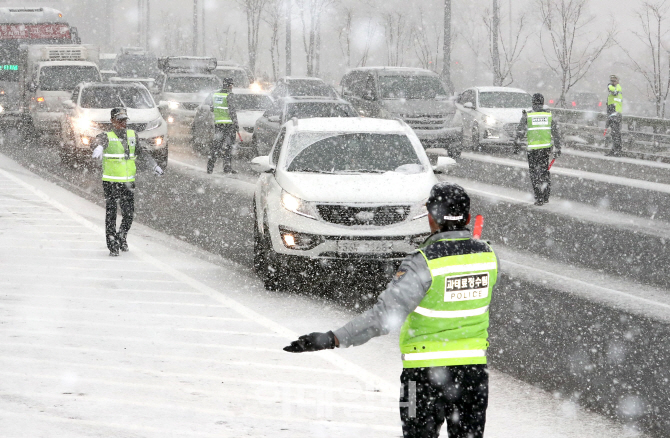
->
xmin=550 ymin=108 xmax=670 ymax=159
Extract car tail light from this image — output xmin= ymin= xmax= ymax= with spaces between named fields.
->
xmin=598 ymin=101 xmax=602 ymax=107
xmin=572 ymin=101 xmax=576 ymax=107
xmin=36 ymin=97 xmax=45 ymax=102
xmin=549 ymin=99 xmax=554 ymax=104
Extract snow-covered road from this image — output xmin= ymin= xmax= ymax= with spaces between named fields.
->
xmin=0 ymin=150 xmax=643 ymax=437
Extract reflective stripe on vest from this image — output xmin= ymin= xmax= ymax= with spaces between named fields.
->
xmin=399 ymin=238 xmax=497 ymax=368
xmin=102 ymin=130 xmax=137 ymax=183
xmin=607 ymin=84 xmax=623 ymax=113
xmin=526 ymin=111 xmax=552 ymax=150
xmin=213 ymin=92 xmax=232 ymax=124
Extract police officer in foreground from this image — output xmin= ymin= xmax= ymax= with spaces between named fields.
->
xmin=284 ymin=183 xmax=499 ymax=438
xmin=92 ymin=108 xmax=164 ymax=256
xmin=605 ymin=74 xmax=623 ymax=156
xmin=516 ymin=93 xmax=561 ymax=206
xmin=207 ymin=77 xmax=238 ymax=174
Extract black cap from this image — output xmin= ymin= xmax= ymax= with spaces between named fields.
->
xmin=426 ymin=182 xmax=470 ymax=226
xmin=111 ymin=107 xmax=128 ymax=121
xmin=532 ymin=93 xmax=544 ymax=106
xmin=222 ymin=77 xmax=234 ymax=87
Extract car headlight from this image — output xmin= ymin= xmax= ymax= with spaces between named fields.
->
xmin=484 ymin=115 xmax=497 ymax=125
xmin=281 ymin=190 xmax=318 ymax=220
xmin=145 ymin=117 xmax=162 ymax=131
xmin=410 ymin=198 xmax=429 ymax=220
xmin=168 ymin=101 xmax=180 ymax=110
xmin=0 ymin=105 xmax=4 ymax=113
xmin=73 ymin=117 xmax=93 ymax=132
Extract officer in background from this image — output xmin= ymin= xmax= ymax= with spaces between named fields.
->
xmin=207 ymin=78 xmax=239 ymax=174
xmin=284 ymin=183 xmax=499 ymax=438
xmin=605 ymin=74 xmax=623 ymax=156
xmin=516 ymin=93 xmax=561 ymax=206
xmin=92 ymin=108 xmax=164 ymax=256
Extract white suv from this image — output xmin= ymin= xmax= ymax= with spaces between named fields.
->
xmin=250 ymin=117 xmax=454 ymax=290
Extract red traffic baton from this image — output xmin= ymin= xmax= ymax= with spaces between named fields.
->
xmin=473 ymin=214 xmax=484 ymax=239
xmin=548 ymin=158 xmax=556 ymax=170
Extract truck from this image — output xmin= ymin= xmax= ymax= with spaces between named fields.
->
xmin=154 ymin=56 xmax=221 ymax=129
xmin=0 ymin=7 xmax=81 ymax=126
xmin=19 ymin=44 xmax=101 ymax=136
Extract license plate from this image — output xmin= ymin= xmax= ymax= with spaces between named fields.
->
xmin=337 ymin=241 xmax=393 ymax=253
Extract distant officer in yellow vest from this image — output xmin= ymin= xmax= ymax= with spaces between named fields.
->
xmin=605 ymin=74 xmax=623 ymax=156
xmin=516 ymin=93 xmax=562 ymax=206
xmin=284 ymin=183 xmax=500 ymax=438
xmin=207 ymin=77 xmax=239 ymax=174
xmin=92 ymin=108 xmax=164 ymax=256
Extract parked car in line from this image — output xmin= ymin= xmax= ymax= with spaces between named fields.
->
xmin=270 ymin=76 xmax=339 ymax=100
xmin=455 ymin=86 xmax=532 ymax=150
xmin=250 ymin=117 xmax=455 ymax=290
xmin=99 ymin=53 xmax=117 ymax=82
xmin=190 ymin=87 xmax=272 ymax=155
xmin=59 ymin=82 xmax=168 ymax=167
xmin=214 ymin=64 xmax=251 ymax=89
xmin=340 ymin=67 xmax=459 ymax=157
xmin=252 ymin=96 xmax=357 ymax=156
xmin=566 ymin=92 xmax=602 ymax=111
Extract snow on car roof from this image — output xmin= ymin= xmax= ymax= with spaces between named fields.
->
xmin=474 ymin=86 xmax=529 ymax=94
xmin=231 ymin=87 xmax=269 ymax=95
xmin=347 ymin=66 xmax=436 ymax=76
xmin=287 ymin=117 xmax=409 ymax=134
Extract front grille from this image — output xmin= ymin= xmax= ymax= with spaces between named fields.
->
xmin=400 ymin=113 xmax=448 ymax=131
xmin=94 ymin=122 xmax=147 ymax=132
xmin=180 ymin=103 xmax=200 ymax=111
xmin=317 ymin=205 xmax=410 ymax=226
xmin=503 ymin=123 xmax=517 ymax=138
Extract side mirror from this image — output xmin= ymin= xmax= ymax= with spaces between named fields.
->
xmin=362 ymin=91 xmax=375 ymax=101
xmin=62 ymin=99 xmax=75 ymax=109
xmin=250 ymin=155 xmax=274 ymax=173
xmin=463 ymin=102 xmax=474 ymax=109
xmin=268 ymin=115 xmax=280 ymax=123
xmin=28 ymin=82 xmax=38 ymax=93
xmin=432 ymin=156 xmax=457 ymax=174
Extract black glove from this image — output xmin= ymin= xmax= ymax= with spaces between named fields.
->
xmin=554 ymin=149 xmax=561 ymax=158
xmin=283 ymin=331 xmax=337 ymax=353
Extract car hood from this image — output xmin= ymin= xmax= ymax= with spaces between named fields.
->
xmin=77 ymin=107 xmax=161 ymax=123
xmin=161 ymin=92 xmax=209 ymax=104
xmin=381 ymin=99 xmax=454 ymax=116
xmin=277 ymin=169 xmax=437 ymax=204
xmin=41 ymin=91 xmax=73 ymax=111
xmin=237 ymin=110 xmax=264 ymax=128
xmin=478 ymin=107 xmax=530 ymax=124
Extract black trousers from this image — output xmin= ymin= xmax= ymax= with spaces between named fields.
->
xmin=207 ymin=125 xmax=236 ymax=173
xmin=527 ymin=148 xmax=551 ymax=203
xmin=608 ymin=113 xmax=622 ymax=153
xmin=400 ymin=365 xmax=488 ymax=438
xmin=103 ymin=181 xmax=135 ymax=251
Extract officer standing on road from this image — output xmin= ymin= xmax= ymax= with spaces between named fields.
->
xmin=605 ymin=74 xmax=623 ymax=156
xmin=516 ymin=93 xmax=561 ymax=206
xmin=92 ymin=108 xmax=164 ymax=256
xmin=284 ymin=183 xmax=499 ymax=438
xmin=207 ymin=78 xmax=239 ymax=174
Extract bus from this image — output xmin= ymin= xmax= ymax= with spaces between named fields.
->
xmin=0 ymin=7 xmax=80 ymax=124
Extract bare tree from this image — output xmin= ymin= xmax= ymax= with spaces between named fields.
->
xmin=238 ymin=0 xmax=270 ymax=74
xmin=297 ymin=0 xmax=335 ymax=76
xmin=264 ymin=0 xmax=283 ymax=81
xmin=338 ymin=7 xmax=354 ymax=68
xmin=412 ymin=7 xmax=441 ymax=72
xmin=442 ymin=0 xmax=454 ymax=93
xmin=619 ymin=1 xmax=670 ymax=117
xmin=215 ymin=26 xmax=240 ymax=62
xmin=383 ymin=12 xmax=409 ymax=67
xmin=482 ymin=4 xmax=529 ymax=86
xmin=356 ymin=17 xmax=377 ymax=67
xmin=539 ymin=0 xmax=614 ymax=107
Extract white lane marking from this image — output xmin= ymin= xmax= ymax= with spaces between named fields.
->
xmin=0 ymin=262 xmax=164 ymax=273
xmin=0 ymin=327 xmax=283 ymax=340
xmin=170 ymin=158 xmax=258 ymax=190
xmin=0 ymin=294 xmax=226 ymax=307
xmin=501 ymin=258 xmax=670 ymax=310
xmin=0 ymin=271 xmax=181 ymax=283
xmin=0 ymin=281 xmax=198 ymax=294
xmin=464 ymin=186 xmax=534 ymax=205
xmin=0 ymin=166 xmax=398 ymax=395
xmin=0 ymin=317 xmax=247 ymax=330
xmin=0 ymin=305 xmax=239 ymax=320
xmin=0 ymin=245 xmax=107 ymax=251
xmin=564 ymin=148 xmax=670 ymax=169
xmin=0 ymin=238 xmax=100 ymax=243
xmin=462 ymin=151 xmax=670 ymax=194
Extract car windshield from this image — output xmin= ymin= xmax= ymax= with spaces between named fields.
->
xmin=286 ymin=132 xmax=421 ymax=173
xmin=80 ymin=87 xmax=154 ymax=109
xmin=478 ymin=92 xmax=531 ymax=108
xmin=285 ymin=102 xmax=357 ymax=119
xmin=114 ymin=55 xmax=159 ymax=78
xmin=230 ymin=94 xmax=271 ymax=111
xmin=38 ymin=66 xmax=100 ymax=91
xmin=287 ymin=81 xmax=336 ymax=97
xmin=215 ymin=69 xmax=249 ymax=87
xmin=378 ymin=75 xmax=448 ymax=99
xmin=99 ymin=58 xmax=116 ymax=70
xmin=165 ymin=76 xmax=221 ymax=93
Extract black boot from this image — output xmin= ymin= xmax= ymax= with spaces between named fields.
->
xmin=107 ymin=234 xmax=120 ymax=256
xmin=118 ymin=232 xmax=129 ymax=252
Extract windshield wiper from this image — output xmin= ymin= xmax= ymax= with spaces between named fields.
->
xmin=339 ymin=169 xmax=386 ymax=173
xmin=293 ymin=169 xmax=337 ymax=174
